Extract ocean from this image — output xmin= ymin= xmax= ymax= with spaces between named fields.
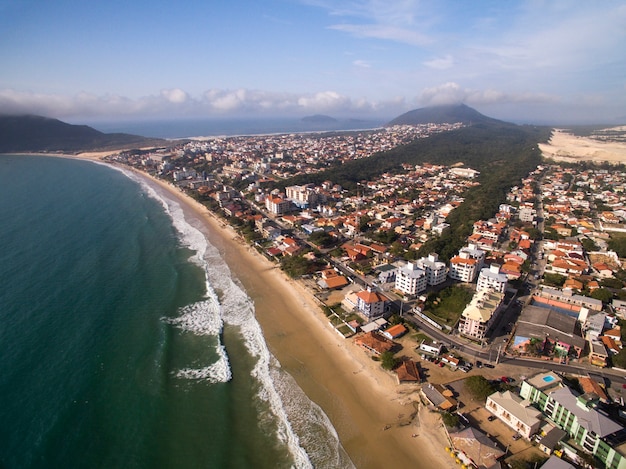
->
xmin=80 ymin=117 xmax=386 ymax=139
xmin=0 ymin=154 xmax=352 ymax=468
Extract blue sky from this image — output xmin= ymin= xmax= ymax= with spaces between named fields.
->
xmin=1 ymin=0 xmax=625 ymax=124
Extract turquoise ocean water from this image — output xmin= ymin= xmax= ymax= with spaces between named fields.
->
xmin=0 ymin=155 xmax=351 ymax=469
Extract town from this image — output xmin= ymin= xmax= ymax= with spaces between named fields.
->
xmin=106 ymin=124 xmax=626 ymax=469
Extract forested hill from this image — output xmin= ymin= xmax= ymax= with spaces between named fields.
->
xmin=386 ymin=103 xmax=505 ymax=126
xmin=280 ymin=121 xmax=552 ymax=260
xmin=0 ymin=115 xmax=164 ymax=153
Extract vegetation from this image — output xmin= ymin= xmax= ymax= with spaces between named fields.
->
xmin=424 ymin=285 xmax=474 ymax=326
xmin=0 ymin=114 xmax=164 ymax=152
xmin=380 ymin=351 xmax=399 ymax=371
xmin=609 ymin=233 xmax=626 ymax=258
xmin=441 ymin=411 xmax=460 ymax=428
xmin=465 ymin=375 xmax=496 ymax=401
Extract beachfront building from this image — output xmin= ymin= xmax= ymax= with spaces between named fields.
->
xmin=394 ymin=262 xmax=427 ymax=298
xmin=415 ymin=253 xmax=447 ymax=286
xmin=450 ymin=427 xmax=505 ymax=469
xmin=476 ymin=263 xmax=508 ymax=293
xmin=485 ymin=390 xmax=542 ymax=440
xmin=355 ymin=288 xmax=389 ymax=320
xmin=457 ymin=289 xmax=504 ymax=342
xmin=520 ymin=372 xmax=626 ymax=469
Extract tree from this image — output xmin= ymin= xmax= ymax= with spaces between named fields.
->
xmin=380 ymin=351 xmax=398 ymax=370
xmin=441 ymin=412 xmax=460 ymax=428
xmin=465 ymin=375 xmax=496 ymax=401
xmin=590 ymin=287 xmax=613 ymax=304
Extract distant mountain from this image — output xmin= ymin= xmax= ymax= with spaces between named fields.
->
xmin=0 ymin=115 xmax=164 ymax=153
xmin=301 ymin=114 xmax=338 ymax=124
xmin=386 ymin=104 xmax=506 ymax=127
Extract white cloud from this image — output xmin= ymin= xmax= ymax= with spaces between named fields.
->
xmin=423 ymin=54 xmax=453 ymax=70
xmin=329 ymin=23 xmax=431 ymax=46
xmin=417 ymin=82 xmax=559 ymax=107
xmin=160 ymin=88 xmax=188 ymax=104
xmin=352 ymin=59 xmax=371 ymax=68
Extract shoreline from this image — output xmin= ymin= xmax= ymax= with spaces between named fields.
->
xmin=19 ymin=152 xmax=454 ymax=468
xmin=129 ymin=169 xmax=454 ymax=468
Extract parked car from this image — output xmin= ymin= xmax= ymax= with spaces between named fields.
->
xmin=476 ymin=360 xmax=483 ymax=368
xmin=484 ymin=363 xmax=495 ymax=368
xmin=488 ymin=415 xmax=496 ymax=422
xmin=513 ymin=434 xmax=521 ymax=441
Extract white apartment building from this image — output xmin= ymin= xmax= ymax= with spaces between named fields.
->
xmin=395 ymin=262 xmax=427 ymax=297
xmin=285 ymin=184 xmax=319 ymax=209
xmin=477 ymin=264 xmax=508 ymax=293
xmin=416 ymin=253 xmax=447 ymax=286
xmin=448 ymin=243 xmax=485 ymax=283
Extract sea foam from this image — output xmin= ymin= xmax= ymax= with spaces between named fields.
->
xmin=123 ymin=170 xmax=349 ymax=469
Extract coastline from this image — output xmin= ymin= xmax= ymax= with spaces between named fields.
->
xmin=125 ymin=168 xmax=454 ymax=468
xmin=31 ymin=151 xmax=454 ymax=468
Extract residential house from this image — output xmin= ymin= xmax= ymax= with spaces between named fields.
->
xmin=486 ymin=390 xmax=542 ymax=439
xmin=354 ymin=331 xmax=395 ymax=355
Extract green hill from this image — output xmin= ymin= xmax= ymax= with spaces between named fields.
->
xmin=0 ymin=115 xmax=164 ymax=153
xmin=386 ymin=103 xmax=505 ymax=127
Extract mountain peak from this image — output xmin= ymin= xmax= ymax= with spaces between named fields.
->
xmin=386 ymin=104 xmax=505 ymax=127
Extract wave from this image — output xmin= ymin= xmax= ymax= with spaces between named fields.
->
xmin=121 ymin=169 xmax=350 ymax=469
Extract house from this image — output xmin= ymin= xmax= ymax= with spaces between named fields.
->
xmin=450 ymin=427 xmax=505 ymax=469
xmin=318 ymin=269 xmax=349 ymax=290
xmin=486 ymin=390 xmax=542 ymax=439
xmin=420 ymin=383 xmax=457 ymax=411
xmin=382 ymin=324 xmax=407 ymax=340
xmin=395 ymin=359 xmax=421 ymax=383
xmin=354 ymin=331 xmax=395 ymax=355
xmin=418 ymin=339 xmax=443 ymax=356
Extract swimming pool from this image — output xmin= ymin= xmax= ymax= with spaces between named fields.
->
xmin=543 ymin=375 xmax=556 ymax=383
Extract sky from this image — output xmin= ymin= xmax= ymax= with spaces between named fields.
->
xmin=0 ymin=0 xmax=625 ymax=125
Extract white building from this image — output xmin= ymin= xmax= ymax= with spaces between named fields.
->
xmin=486 ymin=390 xmax=542 ymax=440
xmin=265 ymin=196 xmax=293 ymax=215
xmin=448 ymin=244 xmax=485 ymax=283
xmin=476 ymin=264 xmax=508 ymax=293
xmin=395 ymin=262 xmax=427 ymax=297
xmin=285 ymin=184 xmax=318 ymax=209
xmin=416 ymin=253 xmax=447 ymax=286
xmin=356 ymin=288 xmax=388 ymax=320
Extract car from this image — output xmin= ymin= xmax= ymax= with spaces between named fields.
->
xmin=438 ymin=362 xmax=445 ymax=367
xmin=484 ymin=363 xmax=495 ymax=368
xmin=488 ymin=415 xmax=496 ymax=422
xmin=513 ymin=434 xmax=521 ymax=441
xmin=476 ymin=361 xmax=483 ymax=368
xmin=459 ymin=366 xmax=469 ymax=373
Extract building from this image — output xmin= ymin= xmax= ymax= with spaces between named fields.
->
xmin=285 ymin=184 xmax=319 ymax=209
xmin=449 ymin=244 xmax=485 ymax=283
xmin=486 ymin=390 xmax=542 ymax=439
xmin=265 ymin=196 xmax=293 ymax=215
xmin=415 ymin=253 xmax=448 ymax=286
xmin=458 ymin=289 xmax=504 ymax=342
xmin=356 ymin=288 xmax=388 ymax=320
xmin=520 ymin=372 xmax=626 ymax=469
xmin=395 ymin=262 xmax=427 ymax=297
xmin=476 ymin=263 xmax=508 ymax=293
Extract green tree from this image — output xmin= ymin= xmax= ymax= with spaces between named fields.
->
xmin=465 ymin=375 xmax=496 ymax=401
xmin=590 ymin=287 xmax=613 ymax=304
xmin=380 ymin=351 xmax=398 ymax=371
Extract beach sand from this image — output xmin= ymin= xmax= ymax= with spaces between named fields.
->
xmin=130 ymin=171 xmax=455 ymax=469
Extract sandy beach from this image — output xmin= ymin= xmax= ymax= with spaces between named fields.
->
xmin=121 ymin=168 xmax=455 ymax=468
